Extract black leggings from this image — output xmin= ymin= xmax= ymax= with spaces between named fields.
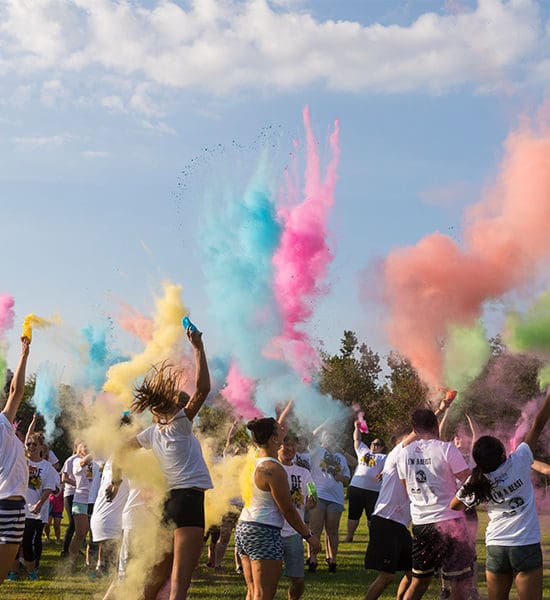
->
xmin=22 ymin=518 xmax=44 ymax=566
xmin=62 ymin=495 xmax=75 ymax=554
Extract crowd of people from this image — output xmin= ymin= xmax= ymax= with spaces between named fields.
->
xmin=1 ymin=327 xmax=550 ymax=600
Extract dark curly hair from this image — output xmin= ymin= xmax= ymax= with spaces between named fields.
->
xmin=246 ymin=417 xmax=278 ymax=447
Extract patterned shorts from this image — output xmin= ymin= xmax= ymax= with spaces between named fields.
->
xmin=235 ymin=521 xmax=283 ymax=561
xmin=0 ymin=498 xmax=26 ymax=545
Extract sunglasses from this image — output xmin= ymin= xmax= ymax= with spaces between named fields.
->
xmin=26 ymin=442 xmax=38 ymax=447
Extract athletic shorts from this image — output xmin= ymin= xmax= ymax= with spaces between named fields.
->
xmin=486 ymin=543 xmax=543 ymax=574
xmin=163 ymin=488 xmax=205 ymax=529
xmin=235 ymin=521 xmax=283 ymax=561
xmin=0 ymin=498 xmax=25 ymax=544
xmin=411 ymin=519 xmax=474 ymax=581
xmin=348 ymin=486 xmax=379 ymax=521
xmin=364 ymin=514 xmax=412 ymax=574
xmin=316 ymin=498 xmax=344 ymax=513
xmin=282 ymin=534 xmax=305 ymax=578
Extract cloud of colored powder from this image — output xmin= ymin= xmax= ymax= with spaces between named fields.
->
xmin=104 ymin=281 xmax=187 ymax=407
xmin=378 ymin=112 xmax=550 ymax=390
xmin=32 ymin=362 xmax=62 ymax=441
xmin=272 ymin=105 xmax=340 ymax=380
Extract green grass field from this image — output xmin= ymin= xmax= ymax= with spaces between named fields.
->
xmin=3 ymin=510 xmax=550 ymax=599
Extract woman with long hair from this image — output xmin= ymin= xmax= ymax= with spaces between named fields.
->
xmin=0 ymin=336 xmax=31 ymax=586
xmin=108 ymin=325 xmax=212 ymax=600
xmin=451 ymin=388 xmax=550 ymax=600
xmin=235 ymin=417 xmax=321 ymax=600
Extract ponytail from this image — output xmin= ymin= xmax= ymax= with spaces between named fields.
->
xmin=461 ymin=465 xmax=493 ymax=504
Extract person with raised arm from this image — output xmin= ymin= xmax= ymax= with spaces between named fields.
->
xmin=107 ymin=324 xmax=212 ymax=600
xmin=235 ymin=417 xmax=321 ymax=600
xmin=0 ymin=336 xmax=31 ymax=585
xmin=451 ymin=387 xmax=550 ymax=600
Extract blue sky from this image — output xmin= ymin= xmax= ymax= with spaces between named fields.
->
xmin=2 ymin=0 xmax=550 ymax=379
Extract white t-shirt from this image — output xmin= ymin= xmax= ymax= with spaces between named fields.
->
xmin=48 ymin=449 xmax=59 ymax=466
xmin=88 ymin=460 xmax=104 ymax=504
xmin=122 ymin=484 xmax=148 ymax=531
xmin=373 ymin=443 xmax=411 ymax=529
xmin=397 ymin=438 xmax=468 ymax=525
xmin=26 ymin=458 xmax=59 ymax=522
xmin=350 ymin=442 xmax=386 ymax=492
xmin=293 ymin=452 xmax=311 ymax=471
xmin=281 ymin=463 xmax=314 ymax=538
xmin=457 ymin=443 xmax=540 ymax=546
xmin=90 ymin=458 xmax=129 ymax=542
xmin=73 ymin=459 xmax=99 ymax=504
xmin=310 ymin=447 xmax=350 ymax=507
xmin=0 ymin=412 xmax=28 ymax=499
xmin=62 ymin=454 xmax=79 ymax=497
xmin=136 ymin=409 xmax=213 ymax=491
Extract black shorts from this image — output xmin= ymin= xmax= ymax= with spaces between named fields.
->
xmin=348 ymin=486 xmax=379 ymax=520
xmin=411 ymin=519 xmax=474 ymax=581
xmin=163 ymin=488 xmax=205 ymax=529
xmin=364 ymin=514 xmax=412 ymax=574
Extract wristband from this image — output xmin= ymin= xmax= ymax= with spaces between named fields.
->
xmin=111 ymin=479 xmax=122 ymax=485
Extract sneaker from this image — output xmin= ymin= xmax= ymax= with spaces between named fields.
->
xmin=6 ymin=571 xmax=18 ymax=581
xmin=326 ymin=560 xmax=337 ymax=573
xmin=439 ymin=588 xmax=451 ymax=600
xmin=307 ymin=561 xmax=318 ymax=573
xmin=205 ymin=561 xmax=214 ymax=568
xmin=28 ymin=570 xmax=39 ymax=581
xmin=235 ymin=565 xmax=243 ymax=575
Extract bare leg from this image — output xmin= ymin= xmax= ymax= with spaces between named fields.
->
xmin=0 ymin=544 xmax=20 ymax=584
xmin=307 ymin=506 xmax=325 ymax=566
xmin=324 ymin=511 xmax=341 ymax=563
xmin=240 ymin=555 xmax=254 ymax=600
xmin=486 ymin=571 xmax=513 ymax=600
xmin=397 ymin=573 xmax=412 ymax=600
xmin=344 ymin=518 xmax=359 ymax=543
xmin=69 ymin=513 xmax=89 ymax=564
xmin=364 ymin=571 xmax=394 ymax=600
xmin=249 ymin=558 xmax=282 ymax=600
xmin=169 ymin=526 xmax=204 ymax=600
xmin=142 ymin=552 xmax=173 ymax=600
xmin=403 ymin=576 xmax=431 ymax=600
xmin=288 ymin=576 xmax=304 ymax=600
xmin=514 ymin=568 xmax=543 ymax=600
xmin=214 ymin=520 xmax=235 ymax=568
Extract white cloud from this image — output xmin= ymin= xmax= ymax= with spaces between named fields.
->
xmin=13 ymin=133 xmax=72 ymax=148
xmin=40 ymin=79 xmax=65 ymax=106
xmin=101 ymin=95 xmax=127 ymax=113
xmin=82 ymin=150 xmax=110 ymax=158
xmin=0 ymin=0 xmax=546 ymax=102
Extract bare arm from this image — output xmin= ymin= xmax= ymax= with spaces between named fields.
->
xmin=184 ymin=330 xmax=210 ymax=421
xmin=450 ymin=496 xmax=467 ymax=511
xmin=352 ymin=420 xmax=362 ymax=452
xmin=524 ymin=387 xmax=550 ymax=454
xmin=2 ymin=337 xmax=31 ymax=423
xmin=106 ymin=436 xmax=141 ymax=501
xmin=532 ymin=460 xmax=550 ymax=476
xmin=262 ymin=463 xmax=321 ymax=553
xmin=464 ymin=413 xmax=479 ymax=443
xmin=454 ymin=468 xmax=471 ymax=486
xmin=25 ymin=412 xmax=38 ymax=445
xmin=30 ymin=488 xmax=54 ymax=514
xmin=436 ymin=389 xmax=457 ymax=438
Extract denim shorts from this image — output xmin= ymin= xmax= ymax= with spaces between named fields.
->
xmin=317 ymin=497 xmax=344 ymax=513
xmin=72 ymin=501 xmax=90 ymax=515
xmin=282 ymin=534 xmax=305 ymax=578
xmin=235 ymin=521 xmax=283 ymax=561
xmin=486 ymin=543 xmax=543 ymax=574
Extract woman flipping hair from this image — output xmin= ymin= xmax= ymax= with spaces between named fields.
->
xmin=235 ymin=417 xmax=321 ymax=600
xmin=451 ymin=388 xmax=550 ymax=600
xmin=108 ymin=326 xmax=211 ymax=600
xmin=0 ymin=336 xmax=31 ymax=585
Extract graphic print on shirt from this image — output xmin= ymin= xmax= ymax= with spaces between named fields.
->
xmin=289 ymin=473 xmax=305 ymax=508
xmin=86 ymin=463 xmax=94 ymax=479
xmin=491 ymin=473 xmax=527 ymax=517
xmin=294 ymin=455 xmax=310 ymax=471
xmin=359 ymin=452 xmax=378 ymax=467
xmin=320 ymin=451 xmax=341 ymax=476
xmin=28 ymin=464 xmax=43 ymax=490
